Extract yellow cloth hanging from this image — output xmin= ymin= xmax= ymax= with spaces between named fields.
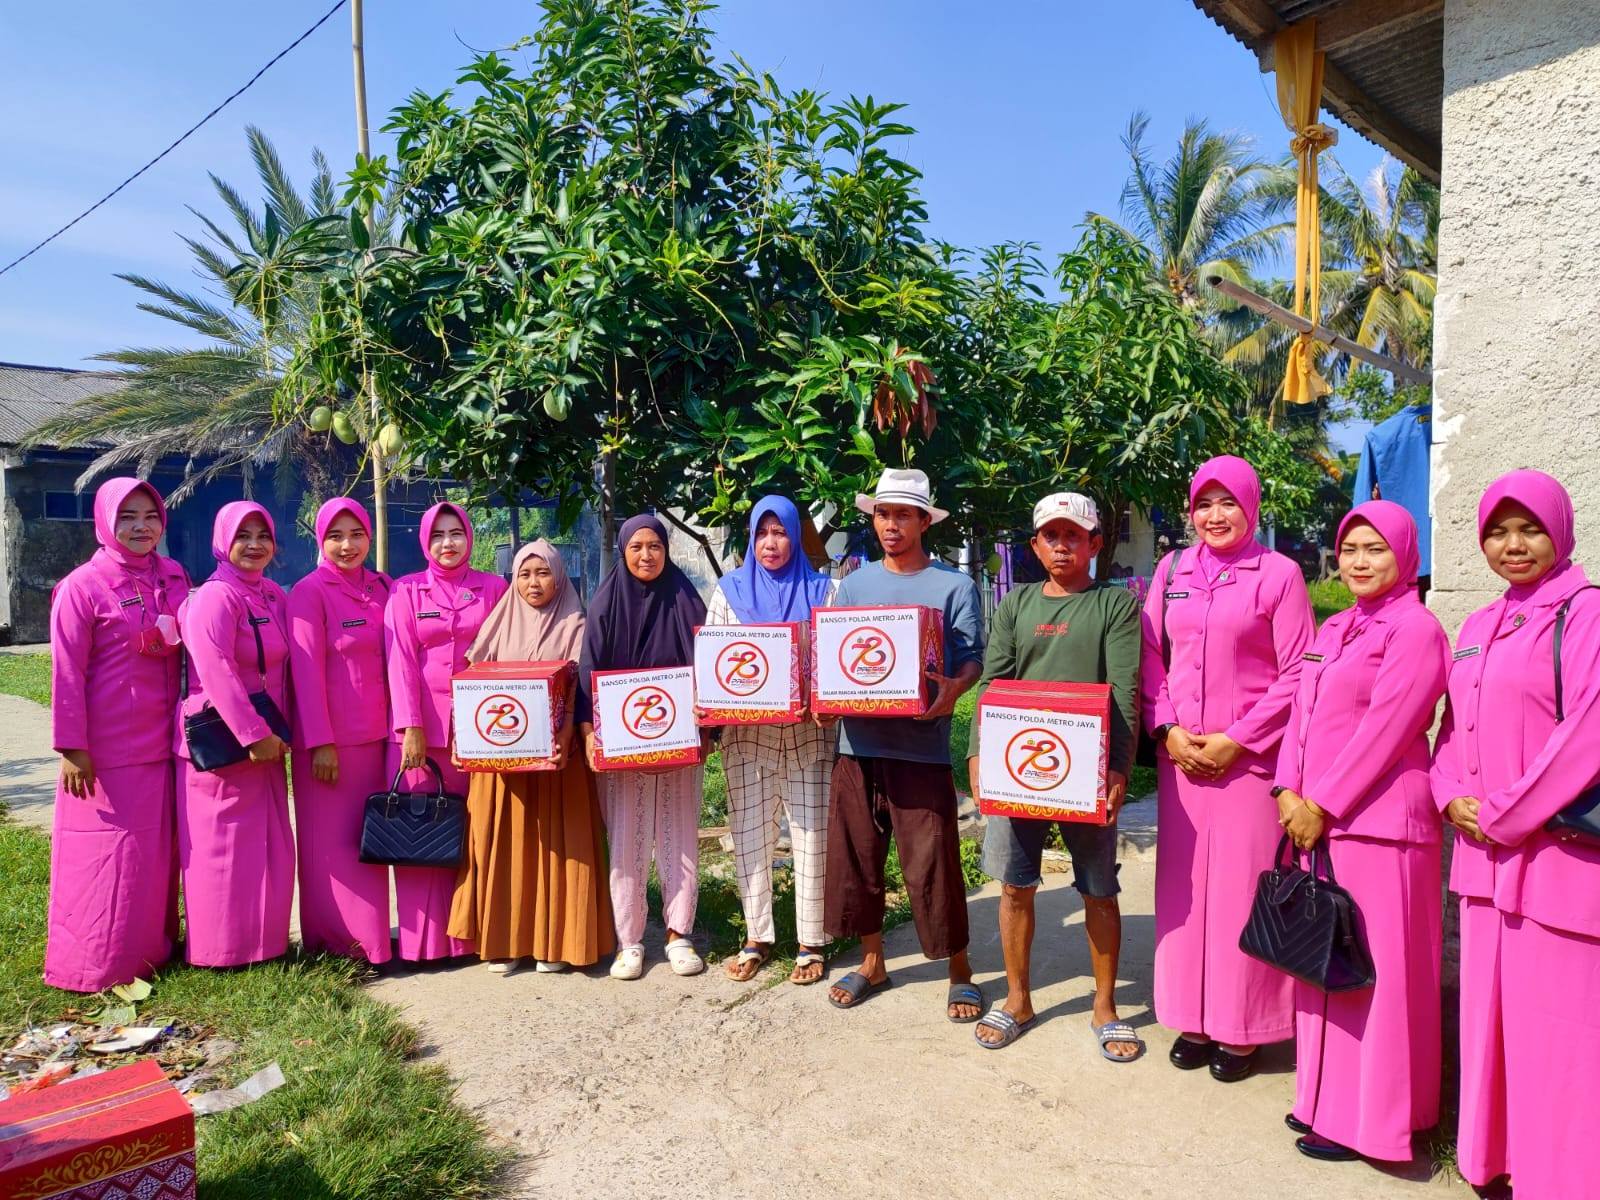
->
xmin=1276 ymin=21 xmax=1335 ymax=406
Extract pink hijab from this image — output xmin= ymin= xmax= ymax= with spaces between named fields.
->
xmin=91 ymin=477 xmax=167 ymax=586
xmin=1189 ymin=455 xmax=1261 ymax=577
xmin=419 ymin=502 xmax=476 ymax=606
xmin=1337 ymin=500 xmax=1420 ymax=617
xmin=1477 ymin=469 xmax=1581 ymax=615
xmin=211 ymin=501 xmax=275 ymax=592
xmin=314 ymin=497 xmax=383 ymax=601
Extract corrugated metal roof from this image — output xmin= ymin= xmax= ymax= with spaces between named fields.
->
xmin=1193 ymin=0 xmax=1443 ymax=180
xmin=0 ymin=362 xmax=125 ymax=446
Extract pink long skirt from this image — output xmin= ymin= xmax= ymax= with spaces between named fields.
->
xmin=1456 ymin=897 xmax=1507 ymax=1187
xmin=45 ymin=761 xmax=178 ymax=992
xmin=1292 ymin=836 xmax=1441 ymax=1161
xmin=291 ymin=741 xmax=392 ymax=963
xmin=1460 ymin=903 xmax=1600 ymax=1198
xmin=1153 ymin=759 xmax=1294 ymax=1044
xmin=385 ymin=744 xmax=474 ymax=963
xmin=176 ymin=756 xmax=293 ymax=967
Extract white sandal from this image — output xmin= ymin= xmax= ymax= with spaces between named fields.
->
xmin=665 ymin=937 xmax=705 ymax=977
xmin=609 ymin=944 xmax=645 ymax=980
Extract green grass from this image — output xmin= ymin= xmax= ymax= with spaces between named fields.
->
xmin=1308 ymin=578 xmax=1356 ymax=625
xmin=0 ymin=654 xmax=50 ymax=705
xmin=0 ymin=815 xmax=509 ymax=1199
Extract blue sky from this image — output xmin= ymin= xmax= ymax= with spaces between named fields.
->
xmin=0 ymin=0 xmax=1386 ymax=377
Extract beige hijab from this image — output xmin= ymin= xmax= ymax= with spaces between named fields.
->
xmin=466 ymin=539 xmax=585 ymax=663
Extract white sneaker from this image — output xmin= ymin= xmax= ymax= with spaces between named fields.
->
xmin=486 ymin=959 xmax=521 ymax=977
xmin=609 ymin=944 xmax=644 ymax=980
xmin=665 ymin=937 xmax=705 ymax=977
xmin=535 ymin=959 xmax=569 ymax=973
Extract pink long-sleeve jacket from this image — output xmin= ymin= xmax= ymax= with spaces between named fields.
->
xmin=1276 ymin=503 xmax=1448 ymax=843
xmin=384 ymin=569 xmax=507 ymax=745
xmin=1141 ymin=541 xmax=1315 ymax=767
xmin=51 ymin=481 xmax=190 ymax=767
xmin=288 ymin=567 xmax=392 ymax=751
xmin=1433 ymin=563 xmax=1600 ymax=940
xmin=176 ymin=576 xmax=291 ymax=755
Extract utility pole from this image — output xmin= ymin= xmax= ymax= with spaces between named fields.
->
xmin=351 ymin=0 xmax=388 ymax=570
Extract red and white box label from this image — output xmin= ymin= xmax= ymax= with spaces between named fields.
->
xmin=811 ymin=605 xmax=944 ymax=717
xmin=452 ymin=660 xmax=574 ymax=771
xmin=693 ymin=623 xmax=806 ymax=725
xmin=592 ymin=665 xmax=701 ymax=770
xmin=975 ymin=681 xmax=1111 ymax=824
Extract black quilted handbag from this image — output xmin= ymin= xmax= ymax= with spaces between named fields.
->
xmin=181 ymin=616 xmax=291 ymax=773
xmin=358 ymin=757 xmax=467 ymax=868
xmin=1545 ymin=586 xmax=1600 ymax=846
xmin=1239 ymin=835 xmax=1376 ymax=993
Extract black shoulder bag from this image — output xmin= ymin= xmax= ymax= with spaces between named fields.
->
xmin=1545 ymin=585 xmax=1600 ymax=846
xmin=181 ymin=602 xmax=291 ymax=773
xmin=1239 ymin=834 xmax=1376 ymax=993
xmin=1135 ymin=550 xmax=1182 ymax=768
xmin=359 ymin=757 xmax=467 ymax=868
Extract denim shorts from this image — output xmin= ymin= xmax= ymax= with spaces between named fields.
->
xmin=981 ymin=813 xmax=1121 ymax=896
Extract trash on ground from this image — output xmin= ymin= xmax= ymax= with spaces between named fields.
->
xmin=187 ymin=1062 xmax=285 ymax=1116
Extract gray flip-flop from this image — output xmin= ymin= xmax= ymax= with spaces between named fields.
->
xmin=1093 ymin=1020 xmax=1146 ymax=1063
xmin=974 ymin=1008 xmax=1037 ymax=1049
xmin=828 ymin=971 xmax=892 ymax=1009
xmin=947 ymin=982 xmax=984 ymax=1023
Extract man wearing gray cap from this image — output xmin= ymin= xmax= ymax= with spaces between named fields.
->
xmin=965 ymin=491 xmax=1143 ymax=1058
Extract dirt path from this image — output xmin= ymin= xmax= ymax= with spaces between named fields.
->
xmin=369 ymin=861 xmax=1449 ymax=1200
xmin=1 ymin=691 xmax=1450 ymax=1198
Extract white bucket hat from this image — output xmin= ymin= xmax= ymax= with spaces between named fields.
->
xmin=855 ymin=467 xmax=949 ymax=524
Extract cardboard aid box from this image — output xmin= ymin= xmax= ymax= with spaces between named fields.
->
xmin=451 ymin=660 xmax=575 ymax=771
xmin=693 ymin=622 xmax=807 ymax=725
xmin=974 ymin=680 xmax=1111 ymax=824
xmin=0 ymin=1059 xmax=197 ymax=1200
xmin=591 ymin=665 xmax=701 ymax=771
xmin=811 ymin=605 xmax=944 ymax=716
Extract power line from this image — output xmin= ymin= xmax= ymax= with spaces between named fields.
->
xmin=0 ymin=0 xmax=350 ymax=281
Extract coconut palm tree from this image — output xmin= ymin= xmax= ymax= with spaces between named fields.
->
xmin=1101 ymin=111 xmax=1292 ymax=310
xmin=28 ymin=127 xmax=356 ymax=501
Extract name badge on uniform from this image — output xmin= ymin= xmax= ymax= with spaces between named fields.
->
xmin=1165 ymin=591 xmax=1190 ymax=600
xmin=119 ymin=596 xmax=142 ymax=608
xmin=1453 ymin=645 xmax=1482 ymax=661
xmin=417 ymin=610 xmax=442 ymax=620
xmin=1302 ymin=652 xmax=1325 ymax=662
xmin=249 ymin=615 xmax=270 ymax=626
xmin=341 ymin=619 xmax=367 ymax=628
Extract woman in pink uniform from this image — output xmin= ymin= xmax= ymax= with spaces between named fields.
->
xmin=46 ymin=477 xmax=188 ymax=991
xmin=384 ymin=501 xmax=507 ymax=963
xmin=288 ymin=498 xmax=393 ymax=964
xmin=1433 ymin=470 xmax=1600 ymax=1200
xmin=1140 ymin=455 xmax=1314 ymax=1081
xmin=176 ymin=501 xmax=294 ymax=968
xmin=1273 ymin=501 xmax=1448 ymax=1163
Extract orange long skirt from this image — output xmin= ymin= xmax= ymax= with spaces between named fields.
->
xmin=448 ymin=759 xmax=615 ymax=966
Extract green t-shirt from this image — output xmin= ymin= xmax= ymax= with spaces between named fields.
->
xmin=963 ymin=580 xmax=1142 ymax=774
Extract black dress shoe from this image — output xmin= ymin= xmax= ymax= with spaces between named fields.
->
xmin=1284 ymin=1113 xmax=1312 ymax=1134
xmin=1296 ymin=1134 xmax=1359 ymax=1162
xmin=1209 ymin=1044 xmax=1257 ymax=1082
xmin=1472 ymin=1177 xmax=1513 ymax=1199
xmin=1169 ymin=1037 xmax=1212 ymax=1070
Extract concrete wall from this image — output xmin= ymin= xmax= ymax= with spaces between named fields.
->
xmin=1431 ymin=0 xmax=1600 ymax=632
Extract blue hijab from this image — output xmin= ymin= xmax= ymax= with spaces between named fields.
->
xmin=722 ymin=496 xmax=832 ymax=624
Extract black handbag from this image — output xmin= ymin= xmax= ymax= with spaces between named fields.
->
xmin=358 ymin=757 xmax=467 ymax=868
xmin=1545 ymin=585 xmax=1600 ymax=845
xmin=181 ymin=609 xmax=291 ymax=773
xmin=1135 ymin=550 xmax=1182 ymax=769
xmin=1239 ymin=835 xmax=1376 ymax=993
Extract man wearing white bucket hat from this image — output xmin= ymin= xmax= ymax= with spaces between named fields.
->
xmin=821 ymin=468 xmax=987 ymax=1023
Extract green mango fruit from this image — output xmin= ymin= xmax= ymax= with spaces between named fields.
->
xmin=543 ymin=390 xmax=571 ymax=421
xmin=307 ymin=404 xmax=333 ymax=432
xmin=376 ymin=423 xmax=404 ymax=456
xmin=331 ymin=412 xmax=358 ymax=444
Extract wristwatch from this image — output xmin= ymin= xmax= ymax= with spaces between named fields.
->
xmin=1152 ymin=723 xmax=1176 ymax=745
xmin=1270 ymin=785 xmax=1288 ymax=798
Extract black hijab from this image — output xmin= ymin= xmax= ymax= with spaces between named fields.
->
xmin=577 ymin=514 xmax=706 ymax=720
